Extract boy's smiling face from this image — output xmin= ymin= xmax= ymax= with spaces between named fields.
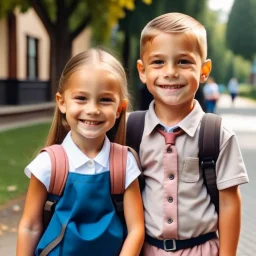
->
xmin=137 ymin=32 xmax=211 ymax=109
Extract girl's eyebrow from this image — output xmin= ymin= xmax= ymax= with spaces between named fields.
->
xmin=70 ymin=90 xmax=87 ymax=96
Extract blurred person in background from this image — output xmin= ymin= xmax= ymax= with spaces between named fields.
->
xmin=228 ymin=77 xmax=239 ymax=105
xmin=203 ymin=77 xmax=220 ymax=113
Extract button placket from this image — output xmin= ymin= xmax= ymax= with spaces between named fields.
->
xmin=157 ymin=127 xmax=184 ymax=239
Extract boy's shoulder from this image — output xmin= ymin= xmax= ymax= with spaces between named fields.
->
xmin=219 ymin=120 xmax=236 ymax=150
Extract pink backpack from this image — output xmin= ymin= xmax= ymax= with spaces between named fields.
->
xmin=41 ymin=143 xmax=140 ymax=230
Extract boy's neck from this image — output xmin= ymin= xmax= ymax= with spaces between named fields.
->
xmin=154 ymin=100 xmax=194 ymax=127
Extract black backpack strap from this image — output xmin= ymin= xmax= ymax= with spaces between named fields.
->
xmin=126 ymin=111 xmax=146 ymax=191
xmin=199 ymin=113 xmax=222 ymax=214
xmin=126 ymin=111 xmax=147 ymax=155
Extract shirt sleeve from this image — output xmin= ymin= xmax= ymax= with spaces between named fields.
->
xmin=216 ymin=129 xmax=249 ymax=190
xmin=24 ymin=152 xmax=51 ymax=191
xmin=125 ymin=151 xmax=141 ymax=189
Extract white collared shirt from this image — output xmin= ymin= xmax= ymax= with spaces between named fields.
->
xmin=25 ymin=132 xmax=140 ymax=191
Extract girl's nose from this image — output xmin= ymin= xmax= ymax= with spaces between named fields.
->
xmin=85 ymin=103 xmax=100 ymax=115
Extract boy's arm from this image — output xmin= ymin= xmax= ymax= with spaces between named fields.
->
xmin=17 ymin=175 xmax=48 ymax=256
xmin=218 ymin=185 xmax=241 ymax=256
xmin=120 ymin=179 xmax=145 ymax=256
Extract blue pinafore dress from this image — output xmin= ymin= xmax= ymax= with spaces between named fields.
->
xmin=35 ymin=171 xmax=124 ymax=256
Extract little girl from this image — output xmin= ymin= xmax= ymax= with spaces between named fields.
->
xmin=17 ymin=49 xmax=145 ymax=256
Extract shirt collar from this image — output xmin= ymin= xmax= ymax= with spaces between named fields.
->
xmin=144 ymin=100 xmax=204 ymax=137
xmin=62 ymin=131 xmax=110 ymax=169
xmin=144 ymin=100 xmax=162 ymax=136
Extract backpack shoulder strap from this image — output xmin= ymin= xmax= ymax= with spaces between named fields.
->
xmin=199 ymin=113 xmax=222 ymax=214
xmin=109 ymin=143 xmax=142 ymax=195
xmin=40 ymin=144 xmax=69 ymax=196
xmin=126 ymin=111 xmax=147 ymax=154
xmin=109 ymin=143 xmax=127 ymax=195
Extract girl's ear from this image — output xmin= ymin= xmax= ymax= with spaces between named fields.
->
xmin=56 ymin=92 xmax=66 ymax=114
xmin=200 ymin=59 xmax=212 ymax=83
xmin=116 ymin=111 xmax=121 ymax=119
xmin=137 ymin=59 xmax=146 ymax=84
xmin=116 ymin=100 xmax=127 ymax=119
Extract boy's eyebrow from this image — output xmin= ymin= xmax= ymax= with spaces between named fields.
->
xmin=147 ymin=52 xmax=196 ymax=61
xmin=147 ymin=53 xmax=166 ymax=61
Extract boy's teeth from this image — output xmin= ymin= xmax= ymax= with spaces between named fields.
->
xmin=162 ymin=85 xmax=183 ymax=89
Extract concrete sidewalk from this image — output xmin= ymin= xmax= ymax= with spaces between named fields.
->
xmin=0 ymin=95 xmax=255 ymax=255
xmin=0 ymin=102 xmax=54 ymax=132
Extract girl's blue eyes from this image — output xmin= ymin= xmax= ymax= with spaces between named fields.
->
xmin=76 ymin=96 xmax=86 ymax=101
xmin=101 ymin=98 xmax=113 ymax=103
xmin=75 ymin=97 xmax=113 ymax=103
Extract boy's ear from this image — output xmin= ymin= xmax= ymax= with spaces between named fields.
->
xmin=137 ymin=59 xmax=146 ymax=84
xmin=56 ymin=92 xmax=66 ymax=114
xmin=200 ymin=59 xmax=212 ymax=83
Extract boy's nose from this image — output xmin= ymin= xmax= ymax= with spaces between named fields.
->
xmin=164 ymin=64 xmax=178 ymax=79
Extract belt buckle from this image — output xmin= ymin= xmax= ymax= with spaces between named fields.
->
xmin=163 ymin=239 xmax=176 ymax=251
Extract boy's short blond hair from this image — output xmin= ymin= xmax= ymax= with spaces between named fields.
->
xmin=140 ymin=12 xmax=207 ymax=61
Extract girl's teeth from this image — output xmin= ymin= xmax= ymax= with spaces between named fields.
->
xmin=84 ymin=121 xmax=100 ymax=125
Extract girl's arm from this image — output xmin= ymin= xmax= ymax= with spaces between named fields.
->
xmin=218 ymin=185 xmax=241 ymax=256
xmin=120 ymin=179 xmax=145 ymax=256
xmin=17 ymin=174 xmax=48 ymax=256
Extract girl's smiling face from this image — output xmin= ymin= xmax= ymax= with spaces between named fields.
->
xmin=56 ymin=66 xmax=122 ymax=148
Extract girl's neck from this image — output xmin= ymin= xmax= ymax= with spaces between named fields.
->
xmin=154 ymin=100 xmax=194 ymax=127
xmin=71 ymin=133 xmax=105 ymax=159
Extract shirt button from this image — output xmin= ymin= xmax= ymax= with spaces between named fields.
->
xmin=167 ymin=218 xmax=173 ymax=224
xmin=168 ymin=197 xmax=173 ymax=203
xmin=169 ymin=174 xmax=174 ymax=180
xmin=167 ymin=146 xmax=172 ymax=153
xmin=87 ymin=160 xmax=94 ymax=167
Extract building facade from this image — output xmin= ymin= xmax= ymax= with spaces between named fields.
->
xmin=0 ymin=8 xmax=91 ymax=105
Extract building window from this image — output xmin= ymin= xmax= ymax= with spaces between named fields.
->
xmin=26 ymin=36 xmax=38 ymax=79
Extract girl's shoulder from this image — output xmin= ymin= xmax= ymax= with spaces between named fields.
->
xmin=124 ymin=150 xmax=141 ymax=189
xmin=24 ymin=151 xmax=52 ymax=191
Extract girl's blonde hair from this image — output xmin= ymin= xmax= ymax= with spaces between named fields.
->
xmin=45 ymin=48 xmax=129 ymax=147
xmin=140 ymin=12 xmax=207 ymax=61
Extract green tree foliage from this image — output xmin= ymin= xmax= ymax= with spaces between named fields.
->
xmin=118 ymin=0 xmax=208 ymax=108
xmin=0 ymin=0 xmax=151 ymax=98
xmin=204 ymin=8 xmax=251 ymax=86
xmin=226 ymin=0 xmax=256 ymax=60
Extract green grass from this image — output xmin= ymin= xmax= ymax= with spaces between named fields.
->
xmin=0 ymin=123 xmax=51 ymax=205
xmin=239 ymin=84 xmax=256 ymax=101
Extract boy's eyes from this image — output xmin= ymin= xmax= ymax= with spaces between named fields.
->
xmin=151 ymin=59 xmax=192 ymax=66
xmin=152 ymin=60 xmax=164 ymax=65
xmin=178 ymin=59 xmax=191 ymax=65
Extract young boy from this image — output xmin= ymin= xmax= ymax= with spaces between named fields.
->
xmin=133 ymin=13 xmax=249 ymax=255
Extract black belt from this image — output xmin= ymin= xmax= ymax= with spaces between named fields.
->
xmin=146 ymin=232 xmax=217 ymax=252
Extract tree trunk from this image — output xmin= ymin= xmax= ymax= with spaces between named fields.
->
xmin=49 ymin=1 xmax=72 ymax=99
xmin=122 ymin=29 xmax=130 ymax=70
xmin=50 ymin=37 xmax=72 ymax=99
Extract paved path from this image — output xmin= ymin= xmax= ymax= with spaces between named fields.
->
xmin=216 ymin=95 xmax=256 ymax=256
xmin=0 ymin=95 xmax=255 ymax=255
